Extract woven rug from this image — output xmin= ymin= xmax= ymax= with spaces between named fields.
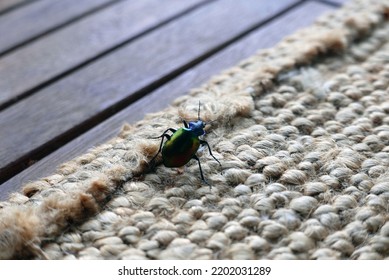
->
xmin=1 ymin=0 xmax=389 ymax=260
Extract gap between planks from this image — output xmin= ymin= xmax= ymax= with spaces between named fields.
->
xmin=0 ymin=0 xmax=37 ymax=15
xmin=0 ymin=0 xmax=123 ymax=57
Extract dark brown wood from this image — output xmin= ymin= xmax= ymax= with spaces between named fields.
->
xmin=0 ymin=0 xmax=117 ymax=54
xmin=0 ymin=0 xmax=298 ymax=183
xmin=0 ymin=0 xmax=30 ymax=13
xmin=0 ymin=1 xmax=335 ymax=200
xmin=0 ymin=0 xmax=206 ymax=107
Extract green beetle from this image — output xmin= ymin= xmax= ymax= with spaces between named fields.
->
xmin=150 ymin=103 xmax=221 ymax=184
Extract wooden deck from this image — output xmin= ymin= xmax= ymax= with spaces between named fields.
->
xmin=0 ymin=0 xmax=347 ymax=200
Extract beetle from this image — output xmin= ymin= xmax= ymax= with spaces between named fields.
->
xmin=150 ymin=102 xmax=221 ymax=185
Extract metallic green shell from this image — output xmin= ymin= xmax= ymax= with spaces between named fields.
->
xmin=162 ymin=128 xmax=200 ymax=167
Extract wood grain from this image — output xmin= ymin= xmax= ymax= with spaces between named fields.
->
xmin=0 ymin=0 xmax=206 ymax=107
xmin=0 ymin=0 xmax=298 ymax=182
xmin=0 ymin=1 xmax=335 ymax=200
xmin=0 ymin=0 xmax=117 ymax=55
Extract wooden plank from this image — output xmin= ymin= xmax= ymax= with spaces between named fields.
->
xmin=0 ymin=0 xmax=118 ymax=55
xmin=0 ymin=0 xmax=30 ymax=13
xmin=0 ymin=0 xmax=298 ymax=183
xmin=0 ymin=1 xmax=335 ymax=200
xmin=0 ymin=0 xmax=206 ymax=108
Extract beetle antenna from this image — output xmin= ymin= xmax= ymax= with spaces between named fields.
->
xmin=198 ymin=101 xmax=201 ymax=120
xmin=205 ymin=119 xmax=216 ymax=125
xmin=205 ymin=115 xmax=221 ymax=126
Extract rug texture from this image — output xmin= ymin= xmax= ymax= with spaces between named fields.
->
xmin=1 ymin=0 xmax=389 ymax=260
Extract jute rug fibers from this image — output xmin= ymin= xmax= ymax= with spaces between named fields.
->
xmin=0 ymin=0 xmax=389 ymax=259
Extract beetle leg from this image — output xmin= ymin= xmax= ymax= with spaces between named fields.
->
xmin=149 ymin=128 xmax=176 ymax=167
xmin=200 ymin=140 xmax=221 ymax=167
xmin=150 ymin=134 xmax=168 ymax=165
xmin=151 ymin=128 xmax=176 ymax=139
xmin=193 ymin=155 xmax=211 ymax=188
xmin=183 ymin=120 xmax=189 ymax=128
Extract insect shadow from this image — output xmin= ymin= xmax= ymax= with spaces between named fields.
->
xmin=149 ymin=102 xmax=221 ymax=187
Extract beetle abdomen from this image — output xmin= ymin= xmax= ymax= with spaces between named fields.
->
xmin=162 ymin=128 xmax=200 ymax=167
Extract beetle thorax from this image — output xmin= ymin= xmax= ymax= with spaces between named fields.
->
xmin=187 ymin=120 xmax=205 ymax=136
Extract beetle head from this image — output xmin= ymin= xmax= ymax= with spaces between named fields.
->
xmin=188 ymin=120 xmax=206 ymax=136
